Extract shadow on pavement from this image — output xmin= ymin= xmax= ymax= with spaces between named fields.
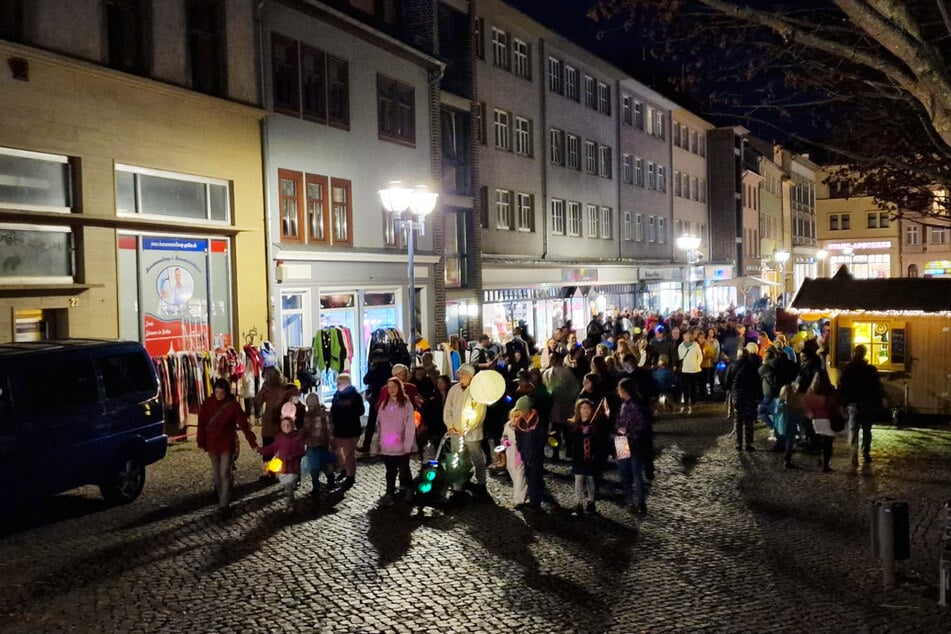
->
xmin=0 ymin=492 xmax=112 ymax=538
xmin=118 ymin=479 xmax=273 ymax=531
xmin=366 ymin=501 xmax=418 ymax=567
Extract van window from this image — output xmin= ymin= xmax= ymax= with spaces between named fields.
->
xmin=99 ymin=353 xmax=155 ymax=398
xmin=11 ymin=358 xmax=99 ymax=412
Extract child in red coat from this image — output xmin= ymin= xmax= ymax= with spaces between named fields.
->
xmin=257 ymin=403 xmax=306 ymax=512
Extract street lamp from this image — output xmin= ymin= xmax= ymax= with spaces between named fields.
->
xmin=815 ymin=249 xmax=828 ymax=277
xmin=378 ymin=181 xmax=439 ymax=360
xmin=676 ymin=235 xmax=703 ymax=310
xmin=774 ymin=249 xmax=790 ymax=305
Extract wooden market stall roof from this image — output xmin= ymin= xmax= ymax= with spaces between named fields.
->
xmin=791 ymin=266 xmax=951 ymax=313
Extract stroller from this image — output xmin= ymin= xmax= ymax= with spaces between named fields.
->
xmin=412 ymin=432 xmax=472 ymax=510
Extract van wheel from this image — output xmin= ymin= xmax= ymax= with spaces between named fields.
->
xmin=100 ymin=455 xmax=146 ymax=504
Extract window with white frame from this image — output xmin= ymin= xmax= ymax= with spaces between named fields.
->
xmin=634 ymin=157 xmax=644 ymax=186
xmin=623 ymin=211 xmax=632 ymax=241
xmin=673 ymin=122 xmax=681 ymax=147
xmin=905 ymin=223 xmax=920 ymax=245
xmin=116 ymin=164 xmax=230 ymax=222
xmin=513 ymin=38 xmax=531 ymax=79
xmin=586 ymin=204 xmax=599 ymax=237
xmin=689 ymin=129 xmax=698 ymax=153
xmin=566 ymin=134 xmax=580 ymax=169
xmin=494 ymin=109 xmax=511 ymax=150
xmin=584 ymin=141 xmax=597 ymax=174
xmin=492 ymin=28 xmax=509 ymax=69
xmin=496 ymin=188 xmax=512 ymax=229
xmin=622 ymin=94 xmax=632 ymax=125
xmin=635 ymin=213 xmax=644 ymax=241
xmin=931 ymin=226 xmax=948 ymax=244
xmin=623 ymin=154 xmax=633 ymax=184
xmin=867 ymin=212 xmax=878 ymax=229
xmin=657 ymin=165 xmax=666 ymax=192
xmin=550 ymin=128 xmax=564 ymax=165
xmin=633 ymin=100 xmax=643 ymax=130
xmin=598 ymin=145 xmax=612 ymax=179
xmin=514 ymin=116 xmax=532 ymax=156
xmin=690 ymin=176 xmax=698 ymax=201
xmin=673 ymin=170 xmax=682 ymax=197
xmin=648 ymin=215 xmax=656 ymax=242
xmin=658 ymin=217 xmax=667 ymax=243
xmin=600 ymin=206 xmax=612 ymax=239
xmin=654 ymin=110 xmax=666 ymax=139
xmin=878 ymin=211 xmax=889 ymax=227
xmin=584 ymin=75 xmax=596 ymax=109
xmin=597 ymin=82 xmax=610 ymax=115
xmin=645 ymin=106 xmax=655 ymax=135
xmin=565 ymin=65 xmax=578 ymax=101
xmin=699 ymin=178 xmax=707 ymax=202
xmin=1 ymin=146 xmax=73 ymax=211
xmin=647 ymin=162 xmax=656 ymax=190
xmin=516 ymin=192 xmax=533 ymax=231
xmin=567 ymin=201 xmax=582 ymax=236
xmin=548 ymin=56 xmax=563 ymax=93
xmin=551 ymin=198 xmax=565 ymax=235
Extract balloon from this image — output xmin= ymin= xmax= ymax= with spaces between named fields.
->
xmin=468 ymin=370 xmax=506 ymax=404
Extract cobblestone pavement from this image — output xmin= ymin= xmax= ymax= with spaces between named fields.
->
xmin=2 ymin=404 xmax=950 ymax=633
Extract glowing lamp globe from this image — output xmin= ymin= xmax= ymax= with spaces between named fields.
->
xmin=266 ymin=457 xmax=283 ymax=473
xmin=468 ymin=370 xmax=506 ymax=404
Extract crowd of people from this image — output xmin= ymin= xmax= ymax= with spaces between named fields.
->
xmin=194 ymin=306 xmax=884 ymax=517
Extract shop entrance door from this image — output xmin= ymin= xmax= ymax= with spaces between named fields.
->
xmin=319 ymin=307 xmax=358 ymax=399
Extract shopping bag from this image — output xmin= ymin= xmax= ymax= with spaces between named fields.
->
xmin=614 ymin=435 xmax=631 ymax=460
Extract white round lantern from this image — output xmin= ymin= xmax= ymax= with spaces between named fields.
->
xmin=468 ymin=370 xmax=506 ymax=404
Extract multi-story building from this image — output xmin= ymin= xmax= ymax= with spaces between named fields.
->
xmin=0 ymin=0 xmax=267 ymax=352
xmin=815 ymin=168 xmax=900 ymax=279
xmin=748 ymin=138 xmax=792 ymax=296
xmin=775 ymin=148 xmax=820 ymax=290
xmin=261 ymin=0 xmax=443 ymax=388
xmin=900 ymin=205 xmax=951 ymax=278
xmin=707 ymin=126 xmax=747 ymax=309
xmin=671 ymin=108 xmax=713 ymax=309
xmin=740 ymin=167 xmax=764 ymax=281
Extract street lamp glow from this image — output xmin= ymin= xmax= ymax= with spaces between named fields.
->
xmin=676 ymin=235 xmax=702 ymax=251
xmin=774 ymin=249 xmax=791 ymax=264
xmin=378 ymin=181 xmax=414 ymax=213
xmin=816 ymin=249 xmax=828 ymax=260
xmin=409 ymin=185 xmax=438 ymax=217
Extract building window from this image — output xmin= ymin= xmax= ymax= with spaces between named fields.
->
xmin=598 ymin=145 xmax=612 ymax=179
xmin=635 ymin=213 xmax=644 ymax=241
xmin=445 ymin=208 xmax=469 ymax=288
xmin=908 ymin=264 xmax=918 ymax=277
xmin=513 ymin=38 xmax=531 ymax=79
xmin=879 ymin=212 xmax=890 ymax=228
xmin=905 ymin=223 xmax=920 ymax=245
xmin=931 ymin=227 xmax=948 ymax=244
xmin=567 ymin=201 xmax=582 ymax=236
xmin=330 ymin=178 xmax=352 ymax=245
xmin=116 ymin=164 xmax=230 ymax=223
xmin=699 ymin=178 xmax=707 ymax=202
xmin=496 ymin=189 xmax=512 ymax=229
xmin=623 ymin=212 xmax=632 ymax=241
xmin=474 ymin=17 xmax=485 ymax=60
xmin=550 ymin=128 xmax=564 ymax=165
xmin=657 ymin=166 xmax=667 ymax=192
xmin=689 ymin=129 xmax=698 ymax=153
xmin=655 ymin=111 xmax=666 ymax=139
xmin=698 ymin=134 xmax=706 ymax=157
xmin=106 ymin=0 xmax=150 ymax=75
xmin=492 ymin=27 xmax=509 ymax=70
xmin=566 ymin=135 xmax=580 ymax=169
xmin=690 ymin=176 xmax=698 ymax=201
xmin=673 ymin=170 xmax=682 ymax=197
xmin=0 ymin=147 xmax=72 ymax=211
xmin=0 ymin=225 xmax=74 ymax=282
xmin=514 ymin=117 xmax=532 ymax=157
xmin=582 ymin=141 xmax=596 ymax=174
xmin=278 ymin=169 xmax=302 ymax=241
xmin=584 ymin=75 xmax=596 ymax=109
xmin=565 ymin=66 xmax=578 ymax=101
xmin=600 ymin=206 xmax=612 ymax=239
xmin=377 ymin=74 xmax=415 ymax=145
xmin=633 ymin=101 xmax=644 ymax=130
xmin=623 ymin=154 xmax=634 ymax=184
xmin=647 ymin=162 xmax=656 ymax=190
xmin=551 ymin=199 xmax=565 ymax=235
xmin=516 ymin=192 xmax=534 ymax=231
xmin=634 ymin=157 xmax=644 ymax=186
xmin=841 ymin=213 xmax=851 ymax=230
xmin=548 ymin=57 xmax=563 ymax=94
xmin=597 ymin=82 xmax=611 ymax=115
xmin=305 ymin=173 xmax=329 ymax=243
xmin=474 ymin=102 xmax=486 ymax=144
xmin=867 ymin=212 xmax=878 ymax=229
xmin=586 ymin=204 xmax=599 ymax=237
xmin=673 ymin=122 xmax=681 ymax=147
xmin=494 ymin=109 xmax=511 ymax=150
xmin=622 ymin=94 xmax=632 ymax=125
xmin=658 ymin=217 xmax=667 ymax=243
xmin=272 ymin=34 xmax=349 ymax=129
xmin=830 ymin=214 xmax=839 ymax=231
xmin=186 ymin=0 xmax=225 ymax=96
xmin=648 ymin=215 xmax=656 ymax=242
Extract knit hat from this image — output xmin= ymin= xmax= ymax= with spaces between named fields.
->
xmin=280 ymin=402 xmax=297 ymax=421
xmin=513 ymin=395 xmax=533 ymax=413
xmin=457 ymin=363 xmax=476 ymax=376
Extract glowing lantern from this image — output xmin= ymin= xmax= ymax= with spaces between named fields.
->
xmin=414 ymin=410 xmax=423 ymax=428
xmin=266 ymin=457 xmax=283 ymax=473
xmin=468 ymin=370 xmax=506 ymax=404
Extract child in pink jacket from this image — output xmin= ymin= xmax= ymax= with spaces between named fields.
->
xmin=258 ymin=403 xmax=306 ymax=512
xmin=372 ymin=378 xmax=417 ymax=502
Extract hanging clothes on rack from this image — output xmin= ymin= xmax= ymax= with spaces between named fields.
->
xmin=367 ymin=327 xmax=410 ymax=368
xmin=313 ymin=327 xmax=353 ymax=374
xmin=152 ymin=350 xmax=214 ymax=439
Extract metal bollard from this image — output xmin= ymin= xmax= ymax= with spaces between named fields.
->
xmin=871 ymin=498 xmax=910 ymax=590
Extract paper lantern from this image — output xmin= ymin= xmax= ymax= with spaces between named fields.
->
xmin=468 ymin=370 xmax=506 ymax=404
xmin=266 ymin=457 xmax=283 ymax=473
xmin=414 ymin=411 xmax=422 ymax=428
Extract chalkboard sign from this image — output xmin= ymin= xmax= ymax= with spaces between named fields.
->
xmin=892 ymin=328 xmax=906 ymax=365
xmin=835 ymin=326 xmax=852 ymax=366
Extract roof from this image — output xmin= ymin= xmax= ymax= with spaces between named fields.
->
xmin=0 ymin=339 xmax=133 ymax=357
xmin=791 ymin=267 xmax=951 ymax=313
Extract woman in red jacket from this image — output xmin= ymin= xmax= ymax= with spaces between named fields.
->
xmin=197 ymin=378 xmax=258 ymax=511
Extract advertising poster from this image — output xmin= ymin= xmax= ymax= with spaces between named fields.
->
xmin=141 ymin=237 xmax=211 ymax=356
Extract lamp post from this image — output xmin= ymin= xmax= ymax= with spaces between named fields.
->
xmin=774 ymin=249 xmax=790 ymax=305
xmin=378 ymin=181 xmax=439 ymax=361
xmin=676 ymin=235 xmax=702 ymax=310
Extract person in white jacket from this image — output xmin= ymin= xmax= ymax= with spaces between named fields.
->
xmin=678 ymin=329 xmax=704 ymax=414
xmin=443 ymin=364 xmax=488 ymax=498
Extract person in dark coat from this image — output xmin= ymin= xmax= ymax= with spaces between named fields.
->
xmin=837 ymin=344 xmax=883 ymax=465
xmin=796 ymin=347 xmax=823 ymax=450
xmin=514 ymin=370 xmax=552 ymax=510
xmin=725 ymin=347 xmax=763 ymax=450
xmin=197 ymin=378 xmax=258 ymax=510
xmin=330 ymin=373 xmax=365 ymax=491
xmin=359 ymin=353 xmax=392 ymax=454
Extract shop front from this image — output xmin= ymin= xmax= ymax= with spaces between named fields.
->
xmin=482 ymin=286 xmax=566 ymax=346
xmin=640 ymin=267 xmax=683 ymax=314
xmin=825 ymin=241 xmax=894 ymax=279
xmin=702 ymin=265 xmax=735 ymax=313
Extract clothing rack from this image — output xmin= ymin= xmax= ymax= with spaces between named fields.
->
xmin=313 ymin=326 xmax=354 ymax=374
xmin=152 ymin=350 xmax=215 ymax=438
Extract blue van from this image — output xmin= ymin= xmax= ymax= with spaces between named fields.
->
xmin=0 ymin=340 xmax=167 ymax=505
